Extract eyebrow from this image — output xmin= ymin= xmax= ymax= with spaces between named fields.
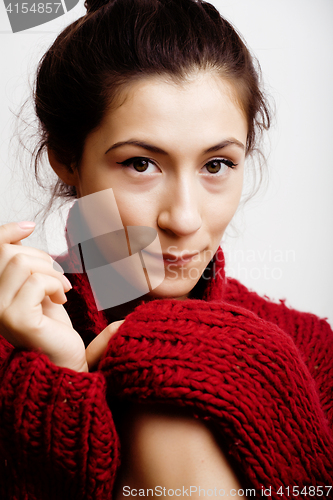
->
xmin=105 ymin=138 xmax=245 ymax=155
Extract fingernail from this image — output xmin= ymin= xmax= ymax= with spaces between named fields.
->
xmin=63 ymin=275 xmax=72 ymax=290
xmin=53 ymin=260 xmax=65 ymax=273
xmin=17 ymin=221 xmax=36 ymax=230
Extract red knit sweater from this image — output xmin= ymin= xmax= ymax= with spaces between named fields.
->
xmin=0 ymin=242 xmax=332 ymax=499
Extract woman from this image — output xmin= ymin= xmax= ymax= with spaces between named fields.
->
xmin=0 ymin=1 xmax=332 ymax=499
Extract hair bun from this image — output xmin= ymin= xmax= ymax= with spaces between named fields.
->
xmin=84 ymin=0 xmax=114 ymax=14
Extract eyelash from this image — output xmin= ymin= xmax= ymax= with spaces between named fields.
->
xmin=116 ymin=156 xmax=238 ymax=175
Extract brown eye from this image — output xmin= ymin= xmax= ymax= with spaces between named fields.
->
xmin=204 ymin=159 xmax=237 ymax=174
xmin=132 ymin=158 xmax=149 ymax=172
xmin=206 ymin=161 xmax=223 ymax=174
xmin=116 ymin=157 xmax=159 ymax=173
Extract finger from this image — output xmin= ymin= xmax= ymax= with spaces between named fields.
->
xmin=86 ymin=320 xmax=125 ymax=371
xmin=0 ymin=242 xmax=56 ymax=276
xmin=1 ymin=273 xmax=70 ymax=349
xmin=41 ymin=296 xmax=73 ymax=326
xmin=0 ymin=221 xmax=36 ymax=245
xmin=0 ymin=253 xmax=71 ymax=312
xmin=2 ymin=273 xmax=68 ymax=334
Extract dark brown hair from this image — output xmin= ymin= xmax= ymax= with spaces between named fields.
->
xmin=33 ymin=0 xmax=271 ymax=211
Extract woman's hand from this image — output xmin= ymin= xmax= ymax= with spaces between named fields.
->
xmin=0 ymin=221 xmax=90 ymax=371
xmin=85 ymin=319 xmax=125 ymax=371
xmin=0 ymin=221 xmax=125 ymax=372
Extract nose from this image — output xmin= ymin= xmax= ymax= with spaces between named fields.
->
xmin=157 ymin=176 xmax=202 ymax=237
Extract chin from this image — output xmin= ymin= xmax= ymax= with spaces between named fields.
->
xmin=146 ymin=276 xmax=198 ymax=300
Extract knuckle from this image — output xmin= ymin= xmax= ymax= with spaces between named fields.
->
xmin=39 ymin=250 xmax=53 ymax=264
xmin=28 ymin=272 xmax=45 ymax=286
xmin=10 ymin=252 xmax=29 ymax=268
xmin=0 ymin=243 xmax=11 ymax=262
xmin=0 ymin=224 xmax=10 ymax=243
xmin=0 ymin=297 xmax=8 ymax=315
xmin=1 ymin=306 xmax=16 ymax=330
xmin=46 ymin=253 xmax=54 ymax=264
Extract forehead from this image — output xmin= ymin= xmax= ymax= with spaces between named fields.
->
xmin=93 ymin=71 xmax=248 ymax=151
xmin=114 ymin=71 xmax=245 ymax=117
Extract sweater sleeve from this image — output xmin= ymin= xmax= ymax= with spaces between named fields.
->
xmin=0 ymin=336 xmax=120 ymax=500
xmin=99 ymin=298 xmax=333 ymax=496
xmin=224 ymin=276 xmax=333 ymax=428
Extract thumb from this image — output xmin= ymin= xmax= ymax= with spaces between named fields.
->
xmin=86 ymin=319 xmax=125 ymax=371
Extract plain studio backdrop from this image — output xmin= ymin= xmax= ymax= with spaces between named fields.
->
xmin=0 ymin=0 xmax=332 ymax=326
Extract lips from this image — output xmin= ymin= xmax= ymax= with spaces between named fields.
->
xmin=162 ymin=252 xmax=199 ymax=263
xmin=142 ymin=250 xmax=200 ymax=265
xmin=163 ymin=252 xmax=198 ymax=262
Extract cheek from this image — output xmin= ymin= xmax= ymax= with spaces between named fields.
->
xmin=206 ymin=177 xmax=243 ymax=232
xmin=112 ymin=191 xmax=157 ymax=227
xmin=225 ymin=184 xmax=243 ymax=220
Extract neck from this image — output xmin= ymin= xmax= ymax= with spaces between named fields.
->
xmin=103 ymin=290 xmax=190 ymax=323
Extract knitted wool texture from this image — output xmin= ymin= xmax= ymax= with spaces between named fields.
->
xmin=0 ymin=230 xmax=333 ymax=498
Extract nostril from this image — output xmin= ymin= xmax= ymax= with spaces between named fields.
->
xmin=157 ymin=208 xmax=202 ymax=237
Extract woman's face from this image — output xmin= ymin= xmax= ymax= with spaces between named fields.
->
xmin=70 ymin=72 xmax=247 ymax=299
